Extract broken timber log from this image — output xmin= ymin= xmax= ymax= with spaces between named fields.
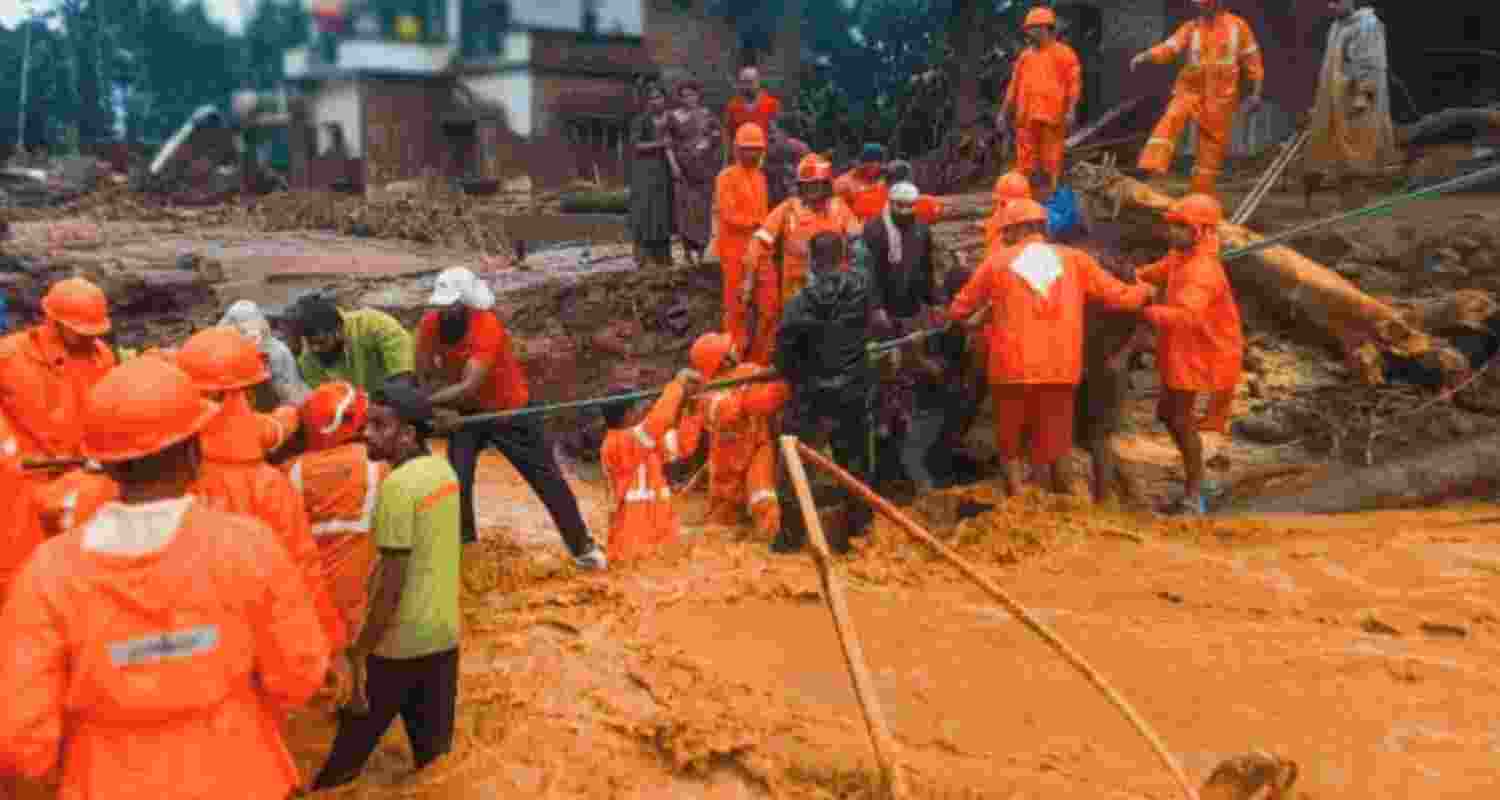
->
xmin=1071 ymin=162 xmax=1434 ymax=383
xmin=1232 ymin=431 xmax=1500 ymax=515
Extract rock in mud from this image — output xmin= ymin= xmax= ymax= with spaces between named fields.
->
xmin=1200 ymin=751 xmax=1298 ymax=800
xmin=1233 ymin=413 xmax=1299 ymax=445
xmin=1361 ymin=615 xmax=1402 ymax=636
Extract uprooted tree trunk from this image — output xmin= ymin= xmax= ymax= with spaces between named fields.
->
xmin=1232 ymin=432 xmax=1500 ymax=515
xmin=1071 ymin=162 xmax=1440 ymax=384
xmin=1398 ymin=105 xmax=1500 ymax=146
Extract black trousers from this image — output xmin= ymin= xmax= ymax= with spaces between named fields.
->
xmin=775 ymin=380 xmax=876 ymax=552
xmin=311 ymin=648 xmax=459 ymax=790
xmin=447 ymin=411 xmax=596 ymax=554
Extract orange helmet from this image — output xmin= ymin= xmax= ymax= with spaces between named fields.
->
xmin=82 ymin=358 xmax=218 ymax=463
xmin=690 ymin=332 xmax=734 ymax=378
xmin=1002 ymin=199 xmax=1048 ymax=228
xmin=41 ymin=277 xmax=110 ymax=336
xmin=1024 ymin=7 xmax=1056 ymax=28
xmin=1192 ymin=0 xmax=1219 ymax=7
xmin=796 ymin=154 xmax=833 ymax=183
xmin=177 ymin=326 xmax=269 ymax=392
xmin=302 ymin=381 xmax=369 ymax=451
xmin=993 ymin=171 xmax=1031 ymax=202
xmin=1165 ymin=193 xmax=1224 ymax=227
xmin=735 ymin=123 xmax=767 ymax=149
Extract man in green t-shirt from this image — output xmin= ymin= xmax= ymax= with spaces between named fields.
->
xmin=295 ymin=295 xmax=416 ymax=392
xmin=311 ymin=380 xmax=461 ymax=790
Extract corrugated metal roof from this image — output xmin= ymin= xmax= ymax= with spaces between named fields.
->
xmin=511 ymin=0 xmax=643 ymax=37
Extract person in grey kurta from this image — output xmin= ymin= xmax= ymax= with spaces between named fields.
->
xmin=1305 ymin=1 xmax=1397 ymax=206
xmin=665 ymin=81 xmax=722 ymax=267
xmin=630 ymin=83 xmax=676 ymax=268
xmin=219 ymin=299 xmax=311 ymax=408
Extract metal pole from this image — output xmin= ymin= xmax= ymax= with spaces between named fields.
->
xmin=17 ymin=15 xmax=34 ymax=153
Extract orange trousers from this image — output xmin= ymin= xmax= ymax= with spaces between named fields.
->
xmin=1200 ymin=388 xmax=1235 ymax=433
xmin=743 ymin=255 xmax=783 ymax=365
xmin=719 ymin=232 xmax=752 ymax=354
xmin=1137 ymin=92 xmax=1235 ymax=195
xmin=1014 ymin=120 xmax=1066 ymax=184
xmin=707 ymin=439 xmax=780 ymax=539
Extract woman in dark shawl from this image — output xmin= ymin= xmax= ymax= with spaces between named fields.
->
xmin=630 ymin=82 xmax=676 ymax=268
xmin=665 ymin=81 xmax=722 ymax=267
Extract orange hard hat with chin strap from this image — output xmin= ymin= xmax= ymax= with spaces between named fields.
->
xmin=796 ymin=154 xmax=833 ymax=183
xmin=82 ymin=359 xmax=219 ymax=463
xmin=302 ymin=381 xmax=369 ymax=451
xmin=1165 ymin=193 xmax=1224 ymax=228
xmin=735 ymin=123 xmax=767 ymax=150
xmin=1002 ymin=199 xmax=1049 ymax=228
xmin=176 ymin=326 xmax=270 ymax=393
xmin=41 ymin=277 xmax=111 ymax=336
xmin=1023 ymin=7 xmax=1056 ymax=28
xmin=690 ymin=332 xmax=734 ymax=378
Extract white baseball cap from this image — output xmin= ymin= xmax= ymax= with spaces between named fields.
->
xmin=889 ymin=182 xmax=920 ymax=203
xmin=429 ymin=267 xmax=495 ymax=310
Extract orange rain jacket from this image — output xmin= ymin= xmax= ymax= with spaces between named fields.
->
xmin=834 ymin=169 xmax=889 ymax=224
xmin=948 ymin=235 xmax=1151 ymax=385
xmin=194 ymin=396 xmax=345 ymax=652
xmin=0 ymin=325 xmax=116 ymax=607
xmin=742 ymin=196 xmax=862 ymax=363
xmin=701 ymin=363 xmax=788 ymax=538
xmin=0 ymin=324 xmax=116 ymax=462
xmin=0 ymin=503 xmax=329 ymax=799
xmin=1005 ymin=40 xmax=1082 ymax=177
xmin=913 ymin=195 xmax=944 ymax=226
xmin=601 ymin=378 xmax=703 ymax=564
xmin=714 ymin=162 xmax=770 ymax=354
xmin=1138 ymin=233 xmax=1244 ymax=392
xmin=285 ymin=442 xmax=389 ymax=651
xmin=0 ymin=457 xmax=45 ymax=608
xmin=1137 ymin=11 xmax=1264 ymax=192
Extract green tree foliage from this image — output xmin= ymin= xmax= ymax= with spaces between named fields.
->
xmin=1 ymin=0 xmax=309 ymax=157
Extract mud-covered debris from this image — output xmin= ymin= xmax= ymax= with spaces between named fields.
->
xmin=1361 ymin=615 xmax=1402 ymax=636
xmin=1200 ymin=751 xmax=1298 ymax=800
xmin=1419 ymin=621 xmax=1468 ymax=638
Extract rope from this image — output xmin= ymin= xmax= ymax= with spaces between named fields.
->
xmin=1220 ymin=160 xmax=1500 ymax=260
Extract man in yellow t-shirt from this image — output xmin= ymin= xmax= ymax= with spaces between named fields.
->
xmin=311 ymin=380 xmax=461 ymax=790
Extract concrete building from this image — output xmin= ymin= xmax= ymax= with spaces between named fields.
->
xmin=280 ymin=0 xmax=781 ymax=192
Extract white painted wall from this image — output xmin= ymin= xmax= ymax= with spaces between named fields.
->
xmin=463 ymin=72 xmax=534 ymax=138
xmin=312 ymin=80 xmax=363 ymax=157
xmin=338 ymin=40 xmax=455 ymax=74
xmin=510 ymin=0 xmax=643 ymax=37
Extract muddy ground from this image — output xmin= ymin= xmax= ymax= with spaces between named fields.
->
xmin=3 ymin=177 xmax=1499 ymax=797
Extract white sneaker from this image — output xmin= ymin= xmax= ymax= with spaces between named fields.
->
xmin=574 ymin=546 xmax=607 ymax=571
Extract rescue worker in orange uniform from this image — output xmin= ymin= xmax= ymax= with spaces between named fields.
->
xmin=1000 ymin=7 xmax=1082 ymax=193
xmin=834 ymin=144 xmax=890 ymax=224
xmin=1137 ymin=194 xmax=1244 ymax=514
xmin=599 ymin=370 xmax=704 ymax=564
xmin=178 ymin=326 xmax=345 ymax=652
xmin=740 ymin=153 xmax=863 ymax=364
xmin=1130 ymin=0 xmax=1265 ymax=196
xmin=0 ymin=278 xmax=115 ymax=621
xmin=285 ymin=382 xmax=391 ymax=652
xmin=983 ymin=171 xmax=1033 ymax=257
xmin=715 ymin=123 xmax=771 ymax=358
xmin=946 ymin=200 xmax=1152 ymax=496
xmin=175 ymin=326 xmax=300 ymax=455
xmin=0 ymin=357 xmax=330 ymax=800
xmin=689 ymin=332 xmax=789 ymax=539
